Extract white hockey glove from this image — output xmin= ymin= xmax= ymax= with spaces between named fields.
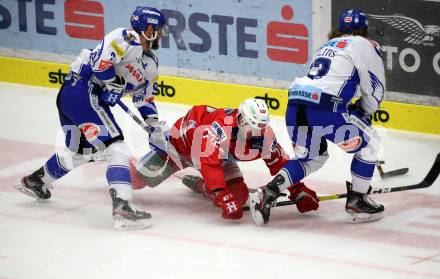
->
xmin=147 ymin=120 xmax=170 ymax=154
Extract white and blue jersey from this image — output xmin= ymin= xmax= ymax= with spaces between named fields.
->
xmin=282 ymin=35 xmax=386 ymax=193
xmin=288 ymin=35 xmax=385 ymax=114
xmin=57 ymin=27 xmax=160 ymax=152
xmin=41 ymin=27 xmax=162 ymax=197
xmin=67 ymin=27 xmax=159 ymax=120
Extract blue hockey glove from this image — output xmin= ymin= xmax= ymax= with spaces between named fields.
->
xmin=347 ymin=99 xmax=372 ymax=126
xmin=100 ymin=81 xmax=126 ymax=107
xmin=100 ymin=88 xmax=122 ymax=107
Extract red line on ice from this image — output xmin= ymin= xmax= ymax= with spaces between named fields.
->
xmin=406 ymin=222 xmax=440 ymax=231
xmin=0 ymin=211 xmax=440 ymax=278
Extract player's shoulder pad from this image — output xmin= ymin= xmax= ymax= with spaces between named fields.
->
xmin=105 ymin=28 xmax=141 ymax=59
xmin=144 ymin=50 xmax=159 ymax=67
xmin=122 ymin=29 xmax=141 ymax=46
xmin=368 ymin=39 xmax=383 ymax=57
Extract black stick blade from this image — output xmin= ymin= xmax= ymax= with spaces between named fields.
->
xmin=380 ymin=168 xmax=409 ymax=179
xmin=424 ymin=153 xmax=440 ymax=186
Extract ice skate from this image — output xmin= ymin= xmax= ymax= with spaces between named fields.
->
xmin=110 ymin=189 xmax=152 ymax=230
xmin=13 ymin=167 xmax=51 ymax=200
xmin=249 ymin=183 xmax=281 ymax=226
xmin=345 ymin=182 xmax=384 ymax=223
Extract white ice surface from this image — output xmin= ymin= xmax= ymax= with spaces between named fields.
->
xmin=1 ymin=82 xmax=440 ymax=279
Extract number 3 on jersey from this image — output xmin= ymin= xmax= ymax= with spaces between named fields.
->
xmin=307 ymin=57 xmax=332 ymax=80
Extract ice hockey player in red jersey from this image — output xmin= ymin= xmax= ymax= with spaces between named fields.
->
xmin=131 ymin=98 xmax=319 ymax=220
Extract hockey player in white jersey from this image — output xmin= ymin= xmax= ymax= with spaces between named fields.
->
xmin=249 ymin=9 xmax=386 ymax=225
xmin=13 ymin=6 xmax=166 ymax=230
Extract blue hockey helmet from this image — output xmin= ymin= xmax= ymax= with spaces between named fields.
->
xmin=338 ymin=9 xmax=368 ymax=33
xmin=130 ymin=6 xmax=166 ymax=34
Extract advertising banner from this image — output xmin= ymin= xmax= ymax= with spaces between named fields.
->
xmin=332 ymin=0 xmax=440 ymax=98
xmin=2 ymin=56 xmax=440 ymax=134
xmin=0 ymin=0 xmax=312 ymax=82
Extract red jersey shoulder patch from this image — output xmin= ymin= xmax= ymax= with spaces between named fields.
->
xmin=98 ymin=60 xmax=113 ymax=71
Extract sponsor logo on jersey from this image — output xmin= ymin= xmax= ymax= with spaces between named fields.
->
xmin=125 ymin=64 xmax=143 ymax=83
xmin=211 ymin=121 xmax=227 ymax=141
xmin=288 ymin=86 xmax=322 ymax=104
xmin=325 ymin=38 xmax=352 ymax=50
xmin=336 ymin=39 xmax=350 ymax=49
xmin=111 ymin=40 xmax=125 ymax=57
xmin=337 ymin=136 xmax=362 ymax=152
xmin=98 ymin=60 xmax=113 ymax=71
xmin=79 ymin=123 xmax=101 ymax=141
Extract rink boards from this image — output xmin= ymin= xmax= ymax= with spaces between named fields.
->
xmin=1 ymin=56 xmax=439 ymax=135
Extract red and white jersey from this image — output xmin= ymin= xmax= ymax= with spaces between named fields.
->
xmin=170 ymin=105 xmax=288 ymax=190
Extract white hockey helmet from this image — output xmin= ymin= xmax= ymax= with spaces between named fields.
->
xmin=237 ymin=98 xmax=269 ymax=130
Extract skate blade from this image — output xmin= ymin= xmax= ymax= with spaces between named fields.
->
xmin=13 ymin=182 xmax=38 ymax=199
xmin=113 ymin=217 xmax=152 ymax=231
xmin=13 ymin=183 xmax=51 ymax=201
xmin=248 ymin=191 xmax=265 ymax=226
xmin=345 ymin=211 xmax=384 ymax=223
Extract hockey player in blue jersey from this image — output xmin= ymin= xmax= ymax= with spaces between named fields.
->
xmin=14 ymin=7 xmax=166 ymax=230
xmin=249 ymin=9 xmax=386 ymax=225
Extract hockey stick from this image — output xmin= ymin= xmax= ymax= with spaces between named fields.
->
xmin=117 ymin=100 xmax=150 ymax=132
xmin=243 ymin=152 xmax=440 ymax=211
xmin=376 ymin=160 xmax=409 ymax=179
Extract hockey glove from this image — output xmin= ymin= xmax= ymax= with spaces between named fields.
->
xmin=147 ymin=121 xmax=170 ymax=154
xmin=347 ymin=99 xmax=372 ymax=126
xmin=100 ymin=89 xmax=122 ymax=106
xmin=287 ymin=182 xmax=319 ymax=213
xmin=100 ymin=80 xmax=126 ymax=107
xmin=213 ymin=188 xmax=243 ymax=220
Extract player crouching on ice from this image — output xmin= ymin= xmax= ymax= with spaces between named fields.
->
xmin=249 ymin=9 xmax=386 ymax=225
xmin=14 ymin=7 xmax=166 ymax=230
xmin=130 ymin=99 xmax=319 ymax=220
